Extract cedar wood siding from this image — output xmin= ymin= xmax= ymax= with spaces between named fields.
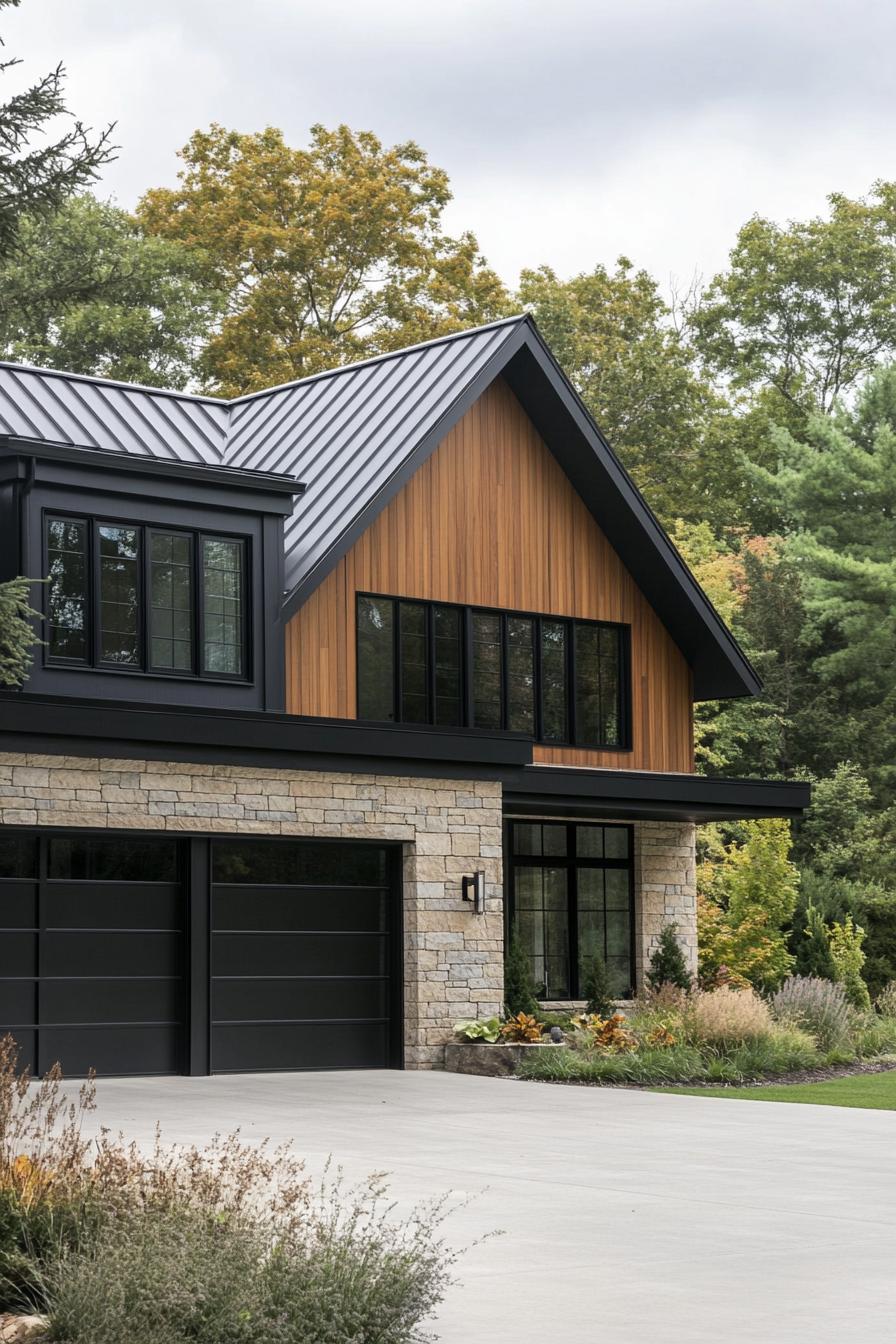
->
xmin=285 ymin=377 xmax=694 ymax=773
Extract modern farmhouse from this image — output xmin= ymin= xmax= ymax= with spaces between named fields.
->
xmin=0 ymin=315 xmax=808 ymax=1076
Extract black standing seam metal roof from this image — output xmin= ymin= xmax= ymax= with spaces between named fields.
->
xmin=0 ymin=315 xmax=760 ymax=700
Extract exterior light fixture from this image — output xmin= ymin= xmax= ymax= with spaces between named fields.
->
xmin=462 ymin=870 xmax=486 ymax=914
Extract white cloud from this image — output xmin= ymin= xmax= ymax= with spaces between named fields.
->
xmin=3 ymin=0 xmax=894 ymax=293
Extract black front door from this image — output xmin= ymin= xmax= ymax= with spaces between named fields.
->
xmin=0 ymin=832 xmax=186 ymax=1077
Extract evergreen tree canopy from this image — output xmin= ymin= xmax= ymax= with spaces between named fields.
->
xmin=0 ymin=0 xmax=115 ymax=258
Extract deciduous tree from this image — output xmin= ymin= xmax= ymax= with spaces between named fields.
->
xmin=139 ymin=123 xmax=511 ymax=395
xmin=0 ymin=195 xmax=221 ymax=388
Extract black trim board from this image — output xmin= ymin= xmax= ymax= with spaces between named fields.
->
xmin=0 ymin=437 xmax=304 ymax=505
xmin=0 ymin=693 xmax=809 ymax=820
xmin=503 ymin=766 xmax=810 ymax=823
xmin=282 ymin=315 xmax=759 ymax=703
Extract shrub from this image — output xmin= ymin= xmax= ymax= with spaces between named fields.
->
xmin=0 ymin=1036 xmax=459 ymax=1338
xmin=499 ymin=1013 xmax=542 ymax=1043
xmin=48 ymin=1175 xmax=457 ymax=1344
xmin=793 ymin=902 xmax=839 ymax=980
xmin=697 ymin=818 xmax=799 ymax=989
xmin=828 ymin=916 xmax=871 ymax=1009
xmin=848 ymin=1013 xmax=896 ymax=1059
xmin=503 ymin=933 xmax=538 ymax=1016
xmin=859 ymin=890 xmax=896 ymax=1000
xmin=571 ymin=1013 xmax=637 ymax=1053
xmin=517 ymin=1028 xmax=819 ymax=1086
xmin=769 ymin=976 xmax=851 ymax=1050
xmin=875 ymin=980 xmax=896 ymax=1018
xmin=646 ymin=924 xmax=692 ymax=992
xmin=684 ymin=986 xmax=774 ymax=1047
xmin=581 ymin=951 xmax=616 ymax=1017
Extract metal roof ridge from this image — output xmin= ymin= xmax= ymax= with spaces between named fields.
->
xmin=225 ymin=314 xmax=531 ymax=408
xmin=0 ymin=359 xmax=227 ymax=406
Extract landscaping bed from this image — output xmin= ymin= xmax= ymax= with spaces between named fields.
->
xmin=454 ymin=976 xmax=896 ymax=1090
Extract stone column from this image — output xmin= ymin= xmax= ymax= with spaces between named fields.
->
xmin=633 ymin=821 xmax=697 ymax=989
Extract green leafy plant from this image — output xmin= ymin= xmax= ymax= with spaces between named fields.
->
xmin=647 ymin=924 xmax=692 ymax=992
xmin=503 ymin=932 xmax=538 ymax=1016
xmin=581 ymin=951 xmax=616 ymax=1017
xmin=453 ymin=1018 xmax=501 ymax=1043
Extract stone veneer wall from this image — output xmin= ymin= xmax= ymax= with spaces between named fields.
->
xmin=634 ymin=820 xmax=698 ymax=983
xmin=0 ymin=753 xmax=699 ymax=1065
xmin=0 ymin=752 xmax=504 ymax=1069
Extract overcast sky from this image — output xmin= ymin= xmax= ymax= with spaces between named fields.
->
xmin=5 ymin=0 xmax=895 ymax=294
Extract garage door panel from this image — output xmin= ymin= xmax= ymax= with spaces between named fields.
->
xmin=212 ymin=1022 xmax=389 ymax=1073
xmin=212 ymin=976 xmax=389 ymax=1023
xmin=212 ymin=840 xmax=388 ymax=887
xmin=42 ymin=884 xmax=183 ymax=930
xmin=214 ymin=931 xmax=388 ymax=979
xmin=0 ymin=882 xmax=37 ymax=927
xmin=41 ymin=931 xmax=183 ymax=979
xmin=6 ymin=1028 xmax=36 ymax=1075
xmin=0 ymin=980 xmax=36 ymax=1026
xmin=212 ymin=885 xmax=388 ymax=933
xmin=40 ymin=1025 xmax=182 ymax=1077
xmin=0 ymin=932 xmax=37 ymax=977
xmin=41 ymin=978 xmax=184 ymax=1026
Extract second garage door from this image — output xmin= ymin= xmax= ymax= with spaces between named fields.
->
xmin=210 ymin=838 xmax=402 ymax=1073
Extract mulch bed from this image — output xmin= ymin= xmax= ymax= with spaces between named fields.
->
xmin=524 ymin=1057 xmax=896 ymax=1090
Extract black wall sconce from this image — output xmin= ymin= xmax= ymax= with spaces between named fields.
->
xmin=462 ymin=870 xmax=486 ymax=914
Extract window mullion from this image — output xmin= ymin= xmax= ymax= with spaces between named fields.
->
xmin=394 ymin=600 xmax=403 ymax=724
xmin=568 ymin=824 xmax=580 ymax=999
xmin=568 ymin=620 xmax=577 ymax=746
xmin=463 ymin=606 xmax=474 ymax=728
xmin=500 ymin=612 xmax=509 ymax=730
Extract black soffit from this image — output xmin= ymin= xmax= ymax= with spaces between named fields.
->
xmin=0 ymin=694 xmax=809 ymax=822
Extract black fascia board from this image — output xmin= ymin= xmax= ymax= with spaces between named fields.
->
xmin=0 ymin=693 xmax=533 ymax=776
xmin=502 ymin=765 xmax=810 ymax=822
xmin=280 ymin=316 xmax=760 ymax=702
xmin=0 ymin=436 xmax=304 ymax=510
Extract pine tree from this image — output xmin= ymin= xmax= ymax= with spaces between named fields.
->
xmin=647 ymin=924 xmax=692 ymax=992
xmin=0 ymin=576 xmax=42 ymax=686
xmin=0 ymin=0 xmax=115 ymax=258
xmin=581 ymin=952 xmax=616 ymax=1017
xmin=503 ymin=932 xmax=538 ymax=1016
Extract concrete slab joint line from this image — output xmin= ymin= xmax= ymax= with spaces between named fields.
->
xmin=0 ymin=753 xmax=699 ymax=1068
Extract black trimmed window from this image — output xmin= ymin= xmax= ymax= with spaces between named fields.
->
xmin=45 ymin=514 xmax=249 ymax=680
xmin=356 ymin=594 xmax=629 ymax=749
xmin=508 ymin=821 xmax=634 ymax=1000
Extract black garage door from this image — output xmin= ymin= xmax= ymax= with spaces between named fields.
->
xmin=0 ymin=832 xmax=186 ymax=1077
xmin=210 ymin=839 xmax=401 ymax=1073
xmin=0 ymin=830 xmax=401 ymax=1077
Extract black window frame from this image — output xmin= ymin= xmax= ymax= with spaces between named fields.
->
xmin=355 ymin=592 xmax=631 ymax=750
xmin=505 ymin=820 xmax=636 ymax=1001
xmin=43 ymin=511 xmax=252 ymax=684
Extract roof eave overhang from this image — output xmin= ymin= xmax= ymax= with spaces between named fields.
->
xmin=502 ymin=764 xmax=810 ymax=823
xmin=0 ymin=694 xmax=809 ymax=822
xmin=0 ymin=435 xmax=305 ymax=508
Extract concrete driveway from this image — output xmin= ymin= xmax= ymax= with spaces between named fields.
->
xmin=72 ymin=1071 xmax=894 ymax=1343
